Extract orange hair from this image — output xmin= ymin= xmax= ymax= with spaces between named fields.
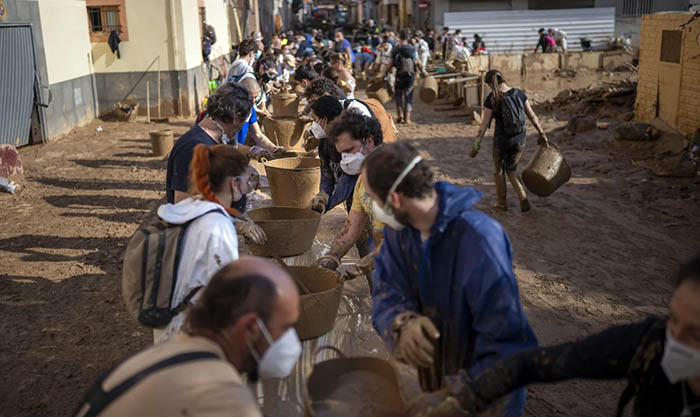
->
xmin=190 ymin=144 xmax=249 ymax=218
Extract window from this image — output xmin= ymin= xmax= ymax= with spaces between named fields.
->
xmin=621 ymin=0 xmax=654 ymax=17
xmin=86 ymin=0 xmax=128 ymax=42
xmin=660 ymin=30 xmax=682 ymax=64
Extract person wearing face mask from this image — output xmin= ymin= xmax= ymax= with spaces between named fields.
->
xmin=73 ymin=257 xmax=301 ymax=417
xmin=236 ymin=77 xmax=283 ymax=154
xmin=156 ymin=144 xmax=266 ymax=344
xmin=362 ymin=142 xmax=537 ymax=417
xmin=316 ymin=111 xmax=384 ymax=282
xmin=409 ymin=254 xmax=700 ymax=417
xmin=325 ymin=53 xmax=356 ymax=99
xmin=227 ymin=38 xmax=259 ymax=84
xmin=309 ymin=96 xmax=357 ymax=214
xmin=166 ymin=83 xmax=266 ymax=245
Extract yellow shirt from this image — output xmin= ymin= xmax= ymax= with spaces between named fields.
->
xmin=351 ymin=176 xmax=384 ymax=247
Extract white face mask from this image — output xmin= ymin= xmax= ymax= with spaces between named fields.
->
xmin=310 ymin=121 xmax=327 ymax=139
xmin=371 ymin=155 xmax=423 ymax=231
xmin=340 ymin=151 xmax=364 ymax=175
xmin=213 ymin=119 xmax=233 ymax=145
xmin=661 ymin=328 xmax=700 ymax=384
xmin=249 ymin=318 xmax=302 ymax=379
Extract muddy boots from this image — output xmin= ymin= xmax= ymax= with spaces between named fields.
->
xmin=507 ymin=171 xmax=531 ymax=212
xmin=405 ymin=108 xmax=412 ymax=124
xmin=493 ymin=173 xmax=508 ymax=210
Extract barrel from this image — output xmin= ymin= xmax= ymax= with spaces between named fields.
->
xmin=263 ymin=157 xmax=321 ymax=208
xmin=419 ymin=75 xmax=438 ymax=103
xmin=271 ymin=92 xmax=301 ymax=118
xmin=149 ymin=129 xmax=174 ymax=157
xmin=522 ymin=144 xmax=571 ymax=197
xmin=261 ymin=116 xmax=309 ymax=150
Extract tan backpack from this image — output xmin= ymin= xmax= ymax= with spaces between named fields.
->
xmin=122 ymin=209 xmax=225 ymax=328
xmin=343 ymin=98 xmax=397 ymax=143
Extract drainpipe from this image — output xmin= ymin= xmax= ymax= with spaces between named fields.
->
xmin=168 ymin=0 xmax=184 ymax=115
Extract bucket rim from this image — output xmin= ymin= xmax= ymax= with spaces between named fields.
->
xmin=289 ymin=265 xmax=343 ymax=296
xmin=263 ymin=156 xmax=320 ymax=170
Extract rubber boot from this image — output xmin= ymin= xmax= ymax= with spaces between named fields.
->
xmin=493 ymin=173 xmax=507 ymax=210
xmin=507 ymin=171 xmax=531 ymax=212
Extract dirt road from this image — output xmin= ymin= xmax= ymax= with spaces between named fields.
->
xmin=1 ymin=77 xmax=698 ymax=416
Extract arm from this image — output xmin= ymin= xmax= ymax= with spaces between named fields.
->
xmin=249 ymin=122 xmax=280 ymax=152
xmin=462 ymin=230 xmax=537 ymax=378
xmin=475 ymin=108 xmax=493 ymax=144
xmin=452 ymin=318 xmax=660 ymax=414
xmin=327 ymin=209 xmax=369 ymax=259
xmin=371 ymin=230 xmax=419 ymax=351
xmin=523 ymin=99 xmax=545 ymax=136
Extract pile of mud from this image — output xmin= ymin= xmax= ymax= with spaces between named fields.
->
xmin=535 ymin=79 xmax=637 ymax=121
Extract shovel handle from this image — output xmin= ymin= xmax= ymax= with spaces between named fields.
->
xmin=312 ymin=345 xmax=346 ymax=365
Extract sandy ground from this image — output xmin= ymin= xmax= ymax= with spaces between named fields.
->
xmin=1 ymin=73 xmax=699 ymax=417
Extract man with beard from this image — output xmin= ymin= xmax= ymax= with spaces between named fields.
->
xmin=73 ymin=257 xmax=301 ymax=417
xmin=362 ymin=142 xmax=537 ymax=417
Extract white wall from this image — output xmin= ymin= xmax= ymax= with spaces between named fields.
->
xmin=204 ymin=0 xmax=231 ymax=59
xmin=38 ymin=0 xmax=93 ymax=84
xmin=180 ymin=0 xmax=203 ymax=70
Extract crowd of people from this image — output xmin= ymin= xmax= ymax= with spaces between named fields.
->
xmin=71 ymin=25 xmax=700 ymax=417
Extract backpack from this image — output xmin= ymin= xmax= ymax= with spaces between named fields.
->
xmin=498 ymin=91 xmax=526 ymax=137
xmin=394 ymin=46 xmax=416 ymax=76
xmin=343 ymin=98 xmax=397 ymax=143
xmin=122 ymin=209 xmax=225 ymax=328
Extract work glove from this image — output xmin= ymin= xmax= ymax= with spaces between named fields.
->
xmin=408 ymin=390 xmax=467 ymax=417
xmin=337 ymin=252 xmax=376 ymax=282
xmin=444 ymin=370 xmax=484 ymax=415
xmin=394 ymin=313 xmax=440 ymax=368
xmin=310 ymin=191 xmax=329 ymax=214
xmin=537 ymin=132 xmax=549 ymax=147
xmin=249 ymin=146 xmax=273 ymax=162
xmin=235 ymin=220 xmax=268 ymax=246
xmin=304 ymin=131 xmax=320 ymax=152
xmin=317 ymin=254 xmax=341 ymax=272
xmin=469 ymin=141 xmax=480 ymax=158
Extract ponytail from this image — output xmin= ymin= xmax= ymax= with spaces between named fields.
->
xmin=190 ymin=144 xmax=249 ymax=217
xmin=485 ymin=69 xmax=505 ymax=105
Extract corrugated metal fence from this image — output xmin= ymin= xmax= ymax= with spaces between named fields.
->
xmin=0 ymin=25 xmax=35 ymax=147
xmin=444 ymin=7 xmax=616 ymax=54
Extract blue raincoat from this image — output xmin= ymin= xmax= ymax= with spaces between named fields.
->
xmin=372 ymin=181 xmax=537 ymax=417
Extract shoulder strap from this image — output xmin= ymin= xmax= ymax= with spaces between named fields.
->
xmin=77 ymin=351 xmax=220 ymax=417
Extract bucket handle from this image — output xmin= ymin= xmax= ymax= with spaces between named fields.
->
xmin=260 ymin=157 xmax=270 ymax=164
xmin=312 ymin=345 xmax=346 ymax=365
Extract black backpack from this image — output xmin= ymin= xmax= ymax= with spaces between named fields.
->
xmin=394 ymin=46 xmax=416 ymax=77
xmin=498 ymin=91 xmax=526 ymax=136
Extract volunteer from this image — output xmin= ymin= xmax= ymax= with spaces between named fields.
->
xmin=326 ymin=53 xmax=356 ymax=98
xmin=305 ymin=77 xmax=397 ymax=144
xmin=227 ymin=38 xmax=259 ymax=83
xmin=385 ymin=30 xmax=418 ymax=124
xmin=309 ymin=96 xmax=358 ymax=214
xmin=363 ymin=142 xmax=537 ymax=417
xmin=410 ymin=254 xmax=700 ymax=417
xmin=236 ymin=77 xmax=284 ymax=153
xmin=166 ymin=83 xmax=266 ymax=244
xmin=470 ymin=69 xmax=548 ymax=213
xmin=156 ymin=144 xmax=265 ymax=343
xmin=317 ymin=111 xmax=385 ymax=283
xmin=74 ymin=257 xmax=301 ymax=417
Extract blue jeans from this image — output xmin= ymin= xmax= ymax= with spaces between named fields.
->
xmin=395 ymin=73 xmax=415 ymax=113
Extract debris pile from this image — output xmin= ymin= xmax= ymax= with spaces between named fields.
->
xmin=535 ymin=79 xmax=637 ymax=121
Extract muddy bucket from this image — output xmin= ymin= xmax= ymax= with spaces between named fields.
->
xmin=271 ymin=92 xmax=301 ymax=118
xmin=419 ymin=75 xmax=438 ymax=103
xmin=367 ymin=89 xmax=391 ymax=105
xmin=261 ymin=116 xmax=309 ymax=150
xmin=522 ymin=144 xmax=571 ymax=197
xmin=263 ymin=157 xmax=321 ymax=208
xmin=246 ymin=207 xmax=321 ymax=257
xmin=287 ymin=267 xmax=343 ymax=340
xmin=306 ymin=346 xmax=407 ymax=417
xmin=149 ymin=129 xmax=174 ymax=157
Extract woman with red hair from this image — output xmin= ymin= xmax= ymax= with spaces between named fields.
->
xmin=154 ymin=144 xmax=265 ymax=343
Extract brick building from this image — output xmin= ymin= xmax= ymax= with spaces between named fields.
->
xmin=635 ymin=12 xmax=700 ymax=136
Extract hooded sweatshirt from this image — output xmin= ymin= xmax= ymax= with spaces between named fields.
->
xmin=153 ymin=197 xmax=239 ymax=344
xmin=372 ymin=181 xmax=537 ymax=417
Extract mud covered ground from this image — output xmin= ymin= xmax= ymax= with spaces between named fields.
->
xmin=1 ymin=73 xmax=699 ymax=417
